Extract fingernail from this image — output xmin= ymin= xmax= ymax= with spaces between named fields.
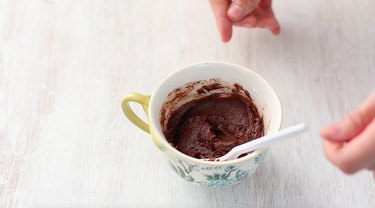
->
xmin=228 ymin=4 xmax=244 ymax=21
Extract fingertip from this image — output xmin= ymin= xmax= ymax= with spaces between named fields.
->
xmin=270 ymin=26 xmax=281 ymax=35
xmin=218 ymin=18 xmax=232 ymax=42
xmin=228 ymin=4 xmax=245 ymax=22
xmin=265 ymin=17 xmax=281 ymax=35
xmin=221 ymin=32 xmax=232 ymax=42
xmin=320 ymin=123 xmax=339 ymax=140
xmin=236 ymin=14 xmax=258 ymax=28
xmin=209 ymin=0 xmax=232 ymax=42
xmin=222 ymin=35 xmax=232 ymax=42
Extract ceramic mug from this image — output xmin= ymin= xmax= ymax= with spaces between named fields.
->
xmin=121 ymin=62 xmax=282 ymax=188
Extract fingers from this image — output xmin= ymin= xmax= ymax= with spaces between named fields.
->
xmin=255 ymin=0 xmax=280 ymax=34
xmin=210 ymin=0 xmax=281 ymax=41
xmin=260 ymin=13 xmax=280 ymax=35
xmin=209 ymin=0 xmax=233 ymax=42
xmin=321 ymin=90 xmax=375 ymax=142
xmin=321 ymin=90 xmax=375 ymax=175
xmin=234 ymin=13 xmax=258 ymax=28
xmin=234 ymin=8 xmax=280 ymax=35
xmin=228 ymin=0 xmax=260 ymax=22
xmin=323 ymin=120 xmax=375 ymax=174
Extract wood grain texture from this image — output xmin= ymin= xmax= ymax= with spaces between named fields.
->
xmin=0 ymin=0 xmax=374 ymax=207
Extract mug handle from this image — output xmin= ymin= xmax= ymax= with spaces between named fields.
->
xmin=121 ymin=92 xmax=151 ymax=133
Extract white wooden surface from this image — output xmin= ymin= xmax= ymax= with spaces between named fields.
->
xmin=1 ymin=0 xmax=374 ymax=207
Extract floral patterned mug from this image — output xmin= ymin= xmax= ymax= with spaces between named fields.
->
xmin=121 ymin=62 xmax=282 ymax=188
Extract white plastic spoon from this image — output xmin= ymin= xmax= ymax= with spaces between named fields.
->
xmin=215 ymin=123 xmax=308 ymax=162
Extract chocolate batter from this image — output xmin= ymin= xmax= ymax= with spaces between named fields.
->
xmin=164 ymin=92 xmax=264 ymax=160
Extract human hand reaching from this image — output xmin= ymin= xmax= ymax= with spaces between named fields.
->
xmin=209 ymin=0 xmax=280 ymax=42
xmin=320 ymin=90 xmax=375 ymax=177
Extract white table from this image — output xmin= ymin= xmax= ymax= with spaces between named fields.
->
xmin=1 ymin=0 xmax=374 ymax=207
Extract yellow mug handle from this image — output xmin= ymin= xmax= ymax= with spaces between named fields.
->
xmin=121 ymin=92 xmax=151 ymax=133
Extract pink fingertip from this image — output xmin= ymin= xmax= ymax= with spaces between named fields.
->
xmin=320 ymin=123 xmax=341 ymax=140
xmin=228 ymin=4 xmax=245 ymax=22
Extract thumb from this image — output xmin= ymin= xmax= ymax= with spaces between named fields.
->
xmin=321 ymin=90 xmax=375 ymax=142
xmin=228 ymin=0 xmax=260 ymax=22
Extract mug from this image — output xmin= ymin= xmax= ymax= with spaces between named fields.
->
xmin=121 ymin=62 xmax=282 ymax=188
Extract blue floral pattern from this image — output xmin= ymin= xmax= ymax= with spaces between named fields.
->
xmin=168 ymin=160 xmax=258 ymax=188
xmin=168 ymin=160 xmax=196 ymax=182
xmin=198 ymin=165 xmax=250 ymax=188
xmin=254 ymin=153 xmax=266 ymax=165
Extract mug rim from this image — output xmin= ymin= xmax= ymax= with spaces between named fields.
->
xmin=149 ymin=61 xmax=283 ymax=165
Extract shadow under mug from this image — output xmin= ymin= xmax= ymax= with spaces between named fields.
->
xmin=121 ymin=62 xmax=282 ymax=188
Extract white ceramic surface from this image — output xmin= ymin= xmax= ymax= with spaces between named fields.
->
xmin=124 ymin=61 xmax=283 ymax=187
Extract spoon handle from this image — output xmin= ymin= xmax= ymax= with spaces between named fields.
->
xmin=217 ymin=123 xmax=308 ymax=161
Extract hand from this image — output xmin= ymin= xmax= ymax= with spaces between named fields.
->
xmin=209 ymin=0 xmax=280 ymax=42
xmin=320 ymin=90 xmax=375 ymax=177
